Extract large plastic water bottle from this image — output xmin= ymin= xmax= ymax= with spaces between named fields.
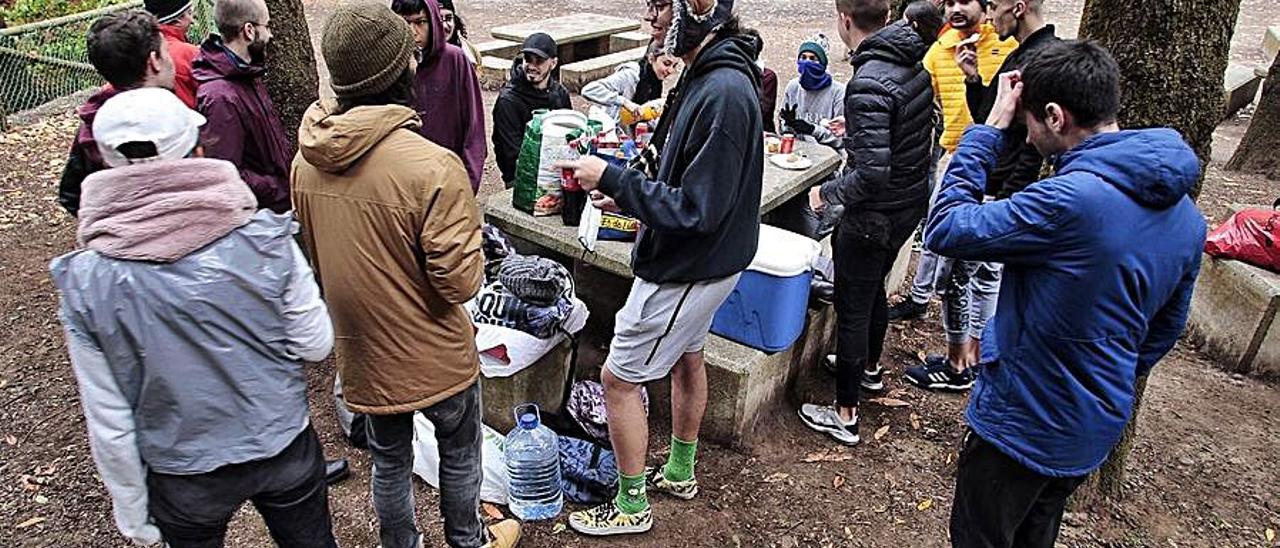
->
xmin=504 ymin=403 xmax=563 ymax=520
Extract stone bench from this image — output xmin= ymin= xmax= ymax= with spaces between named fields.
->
xmin=559 ymin=46 xmax=648 ymax=92
xmin=478 ymin=55 xmax=512 ymax=90
xmin=1224 ymin=63 xmax=1265 ymax=118
xmin=1187 ymin=206 xmax=1280 ymax=379
xmin=476 ymin=39 xmax=520 ymax=61
xmin=481 ymin=341 xmax=573 ymax=433
xmin=609 ymin=30 xmax=652 ymax=53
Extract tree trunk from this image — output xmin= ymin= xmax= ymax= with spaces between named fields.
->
xmin=263 ymin=0 xmax=318 ymax=147
xmin=1226 ymin=54 xmax=1280 ymax=180
xmin=1080 ymin=0 xmax=1242 ymax=200
xmin=1073 ymin=0 xmax=1241 ymax=507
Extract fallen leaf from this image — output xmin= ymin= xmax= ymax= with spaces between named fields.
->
xmin=917 ymin=498 xmax=934 ymax=511
xmin=35 ymin=464 xmax=56 ymax=476
xmin=481 ymin=503 xmax=504 ymax=520
xmin=916 ymin=350 xmax=927 ymax=363
xmin=4 ymin=434 xmax=15 ymax=446
xmin=16 ymin=517 xmax=45 ymax=529
xmin=552 ymin=523 xmax=566 ymax=534
xmin=802 ymin=451 xmax=854 ymax=463
xmin=874 ymin=424 xmax=890 ymax=441
xmin=832 ymin=475 xmax=845 ymax=489
xmin=764 ymin=472 xmax=790 ymax=483
xmin=909 ymin=413 xmax=921 ymax=430
xmin=868 ymin=397 xmax=911 ymax=408
xmin=34 ymin=495 xmax=48 ymax=504
xmin=1266 ymin=528 xmax=1275 ymax=543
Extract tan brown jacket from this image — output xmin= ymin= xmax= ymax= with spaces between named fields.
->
xmin=292 ymin=101 xmax=483 ymax=415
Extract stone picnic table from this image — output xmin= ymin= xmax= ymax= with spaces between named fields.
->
xmin=481 ymin=140 xmax=841 ymax=448
xmin=483 ymin=139 xmax=841 ymax=279
xmin=489 ymin=13 xmax=642 ymax=64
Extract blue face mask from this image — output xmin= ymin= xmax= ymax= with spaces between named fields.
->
xmin=798 ymin=59 xmax=832 ymax=91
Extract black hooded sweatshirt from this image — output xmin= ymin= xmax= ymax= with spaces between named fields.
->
xmin=598 ymin=35 xmax=764 ymax=284
xmin=491 ymin=58 xmax=572 ymax=185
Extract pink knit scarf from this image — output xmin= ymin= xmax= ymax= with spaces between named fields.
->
xmin=77 ymin=158 xmax=258 ymax=262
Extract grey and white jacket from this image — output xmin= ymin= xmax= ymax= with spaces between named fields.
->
xmin=50 ymin=159 xmax=333 ymax=546
xmin=581 ymin=61 xmax=642 ymax=121
xmin=781 ymin=77 xmax=846 ymax=150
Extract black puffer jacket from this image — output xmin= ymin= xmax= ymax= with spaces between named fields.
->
xmin=820 ymin=21 xmax=934 ymax=218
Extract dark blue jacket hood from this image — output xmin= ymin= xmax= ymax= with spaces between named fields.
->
xmin=1056 ymin=128 xmax=1200 ymax=209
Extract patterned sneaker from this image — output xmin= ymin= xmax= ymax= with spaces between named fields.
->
xmin=569 ymin=502 xmax=653 ymax=536
xmin=904 ymin=355 xmax=976 ymax=392
xmin=798 ymin=403 xmax=860 ymax=446
xmin=646 ymin=465 xmax=699 ymax=500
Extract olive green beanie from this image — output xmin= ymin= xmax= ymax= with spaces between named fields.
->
xmin=322 ymin=2 xmax=415 ymax=99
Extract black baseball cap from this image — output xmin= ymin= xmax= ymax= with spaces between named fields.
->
xmin=520 ymin=33 xmax=558 ymax=59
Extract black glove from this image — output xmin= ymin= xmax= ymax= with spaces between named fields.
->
xmin=779 ymin=104 xmax=815 ymax=135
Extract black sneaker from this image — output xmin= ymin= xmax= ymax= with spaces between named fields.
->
xmin=904 ymin=355 xmax=975 ymax=392
xmin=822 ymin=355 xmax=886 ymax=392
xmin=861 ymin=364 xmax=885 ymax=392
xmin=887 ymin=299 xmax=927 ymax=322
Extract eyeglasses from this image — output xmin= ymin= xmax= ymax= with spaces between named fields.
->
xmin=645 ymin=1 xmax=673 ymax=15
xmin=247 ymin=21 xmax=271 ymax=32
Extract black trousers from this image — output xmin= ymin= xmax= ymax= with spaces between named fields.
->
xmin=146 ymin=425 xmax=337 ymax=548
xmin=832 ymin=206 xmax=924 ymax=407
xmin=950 ymin=431 xmax=1088 ymax=548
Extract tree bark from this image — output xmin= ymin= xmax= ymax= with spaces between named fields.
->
xmin=1080 ymin=0 xmax=1242 ymax=200
xmin=1073 ymin=0 xmax=1241 ymax=507
xmin=263 ymin=0 xmax=318 ymax=147
xmin=1226 ymin=54 xmax=1280 ymax=180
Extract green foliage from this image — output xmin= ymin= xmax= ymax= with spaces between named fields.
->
xmin=1 ymin=0 xmax=132 ymax=26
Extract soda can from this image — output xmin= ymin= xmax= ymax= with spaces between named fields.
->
xmin=780 ymin=134 xmax=796 ymax=154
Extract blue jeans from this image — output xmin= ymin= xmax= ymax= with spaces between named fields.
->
xmin=367 ymin=382 xmax=486 ymax=548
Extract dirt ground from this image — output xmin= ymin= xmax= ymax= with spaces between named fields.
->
xmin=2 ymin=1 xmax=1279 ymax=547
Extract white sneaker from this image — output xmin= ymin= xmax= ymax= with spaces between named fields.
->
xmin=798 ymin=403 xmax=860 ymax=446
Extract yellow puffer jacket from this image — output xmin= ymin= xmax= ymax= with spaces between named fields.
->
xmin=924 ymin=24 xmax=1017 ymax=152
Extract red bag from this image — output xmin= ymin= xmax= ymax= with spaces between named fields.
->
xmin=1204 ymin=208 xmax=1280 ymax=272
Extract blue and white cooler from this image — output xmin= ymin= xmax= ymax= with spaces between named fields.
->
xmin=711 ymin=225 xmax=822 ymax=353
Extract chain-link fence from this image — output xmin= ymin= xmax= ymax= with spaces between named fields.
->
xmin=0 ymin=0 xmax=216 ymax=130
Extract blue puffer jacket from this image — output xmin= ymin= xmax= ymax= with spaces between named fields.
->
xmin=926 ymin=125 xmax=1206 ymax=477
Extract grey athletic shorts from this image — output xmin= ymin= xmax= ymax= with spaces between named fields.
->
xmin=605 ymin=274 xmax=741 ymax=384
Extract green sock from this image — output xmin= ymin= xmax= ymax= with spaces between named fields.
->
xmin=614 ymin=472 xmax=649 ymax=514
xmin=664 ymin=436 xmax=698 ymax=482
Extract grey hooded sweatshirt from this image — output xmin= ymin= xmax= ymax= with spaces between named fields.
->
xmin=50 ymin=158 xmax=332 ymax=546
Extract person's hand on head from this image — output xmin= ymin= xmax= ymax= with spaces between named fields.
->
xmin=553 ymin=156 xmax=609 ymax=191
xmin=985 ymin=70 xmax=1023 ymax=130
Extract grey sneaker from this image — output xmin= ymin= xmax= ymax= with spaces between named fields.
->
xmin=798 ymin=403 xmax=860 ymax=446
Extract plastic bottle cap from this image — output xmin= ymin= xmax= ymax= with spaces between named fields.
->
xmin=519 ymin=413 xmax=539 ymax=430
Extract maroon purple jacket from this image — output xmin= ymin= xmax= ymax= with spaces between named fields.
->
xmin=59 ymin=86 xmax=119 ymax=217
xmin=412 ymin=0 xmax=487 ymax=192
xmin=193 ymin=36 xmax=294 ymax=213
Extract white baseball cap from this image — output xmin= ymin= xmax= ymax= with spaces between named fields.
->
xmin=93 ymin=88 xmax=206 ymax=168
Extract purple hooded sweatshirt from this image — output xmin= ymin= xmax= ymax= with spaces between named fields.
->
xmin=411 ymin=0 xmax=487 ymax=192
xmin=193 ymin=35 xmax=294 ymax=213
